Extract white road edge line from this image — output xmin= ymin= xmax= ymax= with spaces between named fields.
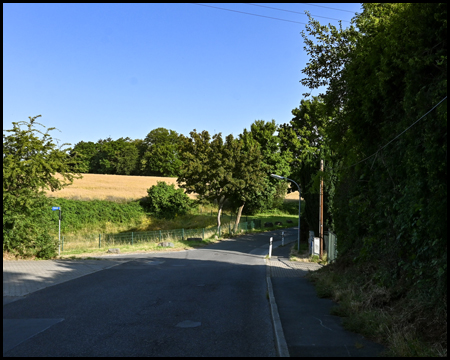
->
xmin=265 ymin=259 xmax=290 ymax=357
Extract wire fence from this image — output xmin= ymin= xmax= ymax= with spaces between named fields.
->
xmin=59 ymin=219 xmax=263 ymax=253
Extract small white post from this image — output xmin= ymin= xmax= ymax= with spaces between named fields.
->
xmin=282 ymin=231 xmax=285 ymax=246
xmin=269 ymin=237 xmax=273 ymax=258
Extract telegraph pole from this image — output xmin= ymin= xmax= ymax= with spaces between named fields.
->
xmin=319 ymin=159 xmax=324 ymax=259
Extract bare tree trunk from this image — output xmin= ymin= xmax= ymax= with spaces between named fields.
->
xmin=234 ymin=203 xmax=245 ymax=232
xmin=217 ymin=196 xmax=225 ymax=228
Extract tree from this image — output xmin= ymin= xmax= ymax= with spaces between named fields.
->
xmin=223 ymin=133 xmax=266 ymax=230
xmin=90 ymin=137 xmax=140 ymax=175
xmin=178 ymin=130 xmax=230 ymax=227
xmin=3 ymin=115 xmax=82 ymax=258
xmin=70 ymin=140 xmax=98 ymax=173
xmin=140 ymin=128 xmax=182 ymax=177
xmin=178 ymin=130 xmax=267 ymax=229
xmin=240 ymin=120 xmax=292 ymax=214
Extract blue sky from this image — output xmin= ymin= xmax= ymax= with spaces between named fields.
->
xmin=3 ymin=3 xmax=362 ymax=147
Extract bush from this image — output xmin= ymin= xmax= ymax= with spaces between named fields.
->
xmin=143 ymin=181 xmax=193 ymax=219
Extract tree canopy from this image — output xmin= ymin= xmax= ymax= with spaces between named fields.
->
xmin=3 ymin=115 xmax=82 ymax=258
xmin=177 ymin=129 xmax=267 ymax=227
xmin=140 ymin=128 xmax=182 ymax=177
xmin=298 ymin=3 xmax=447 ymax=305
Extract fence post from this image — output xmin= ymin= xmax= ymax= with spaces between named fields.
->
xmin=182 ymin=228 xmax=185 ymax=241
xmin=99 ymin=234 xmax=101 ymax=248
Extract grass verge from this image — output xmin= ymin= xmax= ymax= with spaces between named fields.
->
xmin=306 ymin=261 xmax=447 ymax=357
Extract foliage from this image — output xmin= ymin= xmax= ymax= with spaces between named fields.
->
xmin=178 ymin=130 xmax=228 ymax=226
xmin=3 ymin=115 xmax=82 ymax=258
xmin=90 ymin=137 xmax=140 ymax=175
xmin=140 ymin=128 xmax=183 ymax=177
xmin=279 ymin=97 xmax=334 ymax=234
xmin=178 ymin=130 xmax=267 ymax=227
xmin=299 ymin=2 xmax=447 ymax=345
xmin=69 ymin=140 xmax=98 ymax=173
xmin=143 ymin=181 xmax=193 ymax=219
xmin=240 ymin=120 xmax=292 ymax=214
xmin=223 ymin=132 xmax=266 ymax=228
xmin=47 ymin=198 xmax=146 ymax=233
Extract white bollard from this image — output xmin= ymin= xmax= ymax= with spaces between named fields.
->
xmin=282 ymin=231 xmax=285 ymax=246
xmin=269 ymin=237 xmax=273 ymax=258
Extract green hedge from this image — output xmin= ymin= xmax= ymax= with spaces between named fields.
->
xmin=47 ymin=198 xmax=146 ymax=233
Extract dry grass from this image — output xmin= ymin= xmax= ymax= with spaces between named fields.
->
xmin=45 ymin=173 xmax=197 ymax=201
xmin=284 ymin=191 xmax=302 ymax=200
xmin=46 ymin=173 xmax=301 ymax=202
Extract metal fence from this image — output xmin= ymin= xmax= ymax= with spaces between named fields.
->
xmin=60 ymin=219 xmax=263 ymax=252
xmin=324 ymin=231 xmax=338 ymax=262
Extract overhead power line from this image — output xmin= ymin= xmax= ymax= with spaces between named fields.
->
xmin=191 ymin=3 xmax=308 ymax=25
xmin=336 ymin=95 xmax=448 ymax=171
xmin=300 ymin=3 xmax=357 ymax=13
xmin=244 ymin=3 xmax=350 ymax=23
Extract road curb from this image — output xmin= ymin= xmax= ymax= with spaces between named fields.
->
xmin=265 ymin=259 xmax=290 ymax=357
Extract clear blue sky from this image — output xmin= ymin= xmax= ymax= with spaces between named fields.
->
xmin=3 ymin=3 xmax=362 ymax=147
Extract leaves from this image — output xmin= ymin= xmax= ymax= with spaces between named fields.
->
xmin=144 ymin=182 xmax=193 ymax=219
xmin=296 ymin=3 xmax=447 ymax=302
xmin=3 ymin=116 xmax=82 ymax=258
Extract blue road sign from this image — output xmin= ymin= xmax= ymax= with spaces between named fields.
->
xmin=52 ymin=207 xmax=60 ymax=211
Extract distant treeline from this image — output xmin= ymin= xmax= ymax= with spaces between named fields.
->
xmin=69 ymin=128 xmax=182 ymax=177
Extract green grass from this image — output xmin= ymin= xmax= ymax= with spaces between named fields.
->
xmin=58 ymin=237 xmax=220 ymax=258
xmin=306 ymin=262 xmax=447 ymax=357
xmin=48 ymin=197 xmax=301 ymax=258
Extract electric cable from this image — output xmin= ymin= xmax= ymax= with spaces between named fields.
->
xmin=244 ymin=3 xmax=350 ymax=23
xmin=191 ymin=3 xmax=308 ymax=25
xmin=325 ymin=95 xmax=447 ymax=171
xmin=300 ymin=3 xmax=357 ymax=13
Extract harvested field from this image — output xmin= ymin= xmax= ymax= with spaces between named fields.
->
xmin=45 ymin=173 xmax=301 ymax=201
xmin=45 ymin=173 xmax=197 ymax=201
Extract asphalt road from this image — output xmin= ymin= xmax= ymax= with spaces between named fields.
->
xmin=3 ymin=230 xmax=290 ymax=357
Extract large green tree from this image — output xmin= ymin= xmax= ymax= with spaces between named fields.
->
xmin=178 ymin=130 xmax=229 ymax=227
xmin=178 ymin=130 xmax=266 ymax=228
xmin=69 ymin=140 xmax=97 ymax=173
xmin=90 ymin=137 xmax=140 ymax=175
xmin=223 ymin=133 xmax=266 ymax=230
xmin=240 ymin=120 xmax=292 ymax=214
xmin=140 ymin=128 xmax=182 ymax=177
xmin=3 ymin=115 xmax=81 ymax=258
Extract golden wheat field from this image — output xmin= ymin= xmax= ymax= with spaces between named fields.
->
xmin=45 ymin=173 xmax=300 ymax=201
xmin=45 ymin=173 xmax=197 ymax=201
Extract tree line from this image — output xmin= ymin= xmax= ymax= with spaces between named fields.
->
xmin=294 ymin=3 xmax=446 ymax=309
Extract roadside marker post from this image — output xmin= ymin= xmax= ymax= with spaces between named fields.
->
xmin=269 ymin=237 xmax=273 ymax=258
xmin=282 ymin=231 xmax=285 ymax=246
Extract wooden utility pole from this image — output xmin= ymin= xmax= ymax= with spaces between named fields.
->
xmin=319 ymin=159 xmax=324 ymax=259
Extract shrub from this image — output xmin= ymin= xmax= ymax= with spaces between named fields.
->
xmin=143 ymin=181 xmax=193 ymax=219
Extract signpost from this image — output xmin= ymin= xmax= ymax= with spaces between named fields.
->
xmin=52 ymin=207 xmax=61 ymax=256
